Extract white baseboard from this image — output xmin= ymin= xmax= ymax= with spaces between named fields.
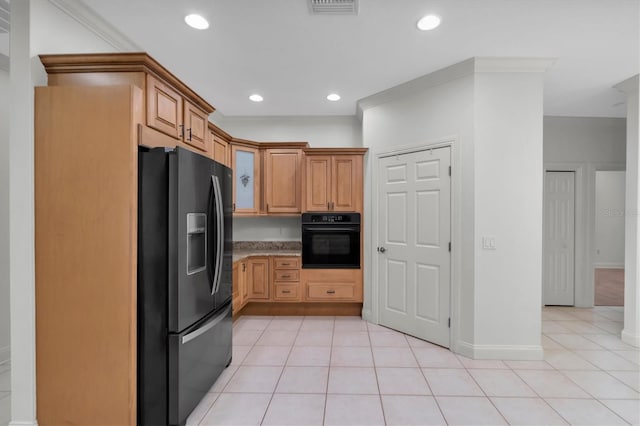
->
xmin=0 ymin=345 xmax=9 ymax=364
xmin=10 ymin=422 xmax=39 ymax=426
xmin=621 ymin=329 xmax=640 ymax=348
xmin=594 ymin=263 xmax=625 ymax=269
xmin=452 ymin=340 xmax=544 ymax=360
xmin=361 ymin=308 xmax=373 ymax=323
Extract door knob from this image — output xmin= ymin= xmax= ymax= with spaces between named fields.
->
xmin=378 ymin=247 xmax=386 ymax=253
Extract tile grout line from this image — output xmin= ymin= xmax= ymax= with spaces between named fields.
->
xmin=258 ymin=316 xmax=303 ymax=426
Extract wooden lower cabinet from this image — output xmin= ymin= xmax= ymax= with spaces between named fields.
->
xmin=302 ymin=269 xmax=363 ymax=302
xmin=247 ymin=257 xmax=270 ymax=299
xmin=232 ymin=261 xmax=245 ymax=314
xmin=271 ymin=256 xmax=301 ymax=301
xmin=232 ymin=256 xmax=362 ymax=318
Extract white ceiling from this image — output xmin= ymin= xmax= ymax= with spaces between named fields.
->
xmin=80 ymin=0 xmax=638 ymax=118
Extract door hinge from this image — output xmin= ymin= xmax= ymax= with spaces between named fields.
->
xmin=448 ymin=318 xmax=451 ymax=328
xmin=448 ymin=166 xmax=451 ymax=176
xmin=448 ymin=242 xmax=451 ymax=252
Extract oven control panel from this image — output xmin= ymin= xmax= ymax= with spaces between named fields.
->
xmin=302 ymin=212 xmax=360 ymax=224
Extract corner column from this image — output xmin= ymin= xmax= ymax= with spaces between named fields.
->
xmin=616 ymin=75 xmax=640 ymax=347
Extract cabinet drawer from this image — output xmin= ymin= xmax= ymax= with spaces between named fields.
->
xmin=274 ymin=270 xmax=299 ymax=281
xmin=307 ymin=284 xmax=355 ymax=301
xmin=273 ymin=257 xmax=300 ymax=269
xmin=274 ymin=283 xmax=300 ymax=301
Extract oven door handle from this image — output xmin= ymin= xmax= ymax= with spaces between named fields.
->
xmin=302 ymin=227 xmax=360 ymax=232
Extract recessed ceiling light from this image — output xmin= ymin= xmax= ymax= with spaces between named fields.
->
xmin=185 ymin=14 xmax=209 ymax=30
xmin=417 ymin=14 xmax=441 ymax=31
xmin=249 ymin=94 xmax=264 ymax=102
xmin=327 ymin=93 xmax=341 ymax=101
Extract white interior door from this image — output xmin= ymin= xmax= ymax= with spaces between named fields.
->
xmin=377 ymin=146 xmax=451 ymax=347
xmin=543 ymin=171 xmax=576 ymax=306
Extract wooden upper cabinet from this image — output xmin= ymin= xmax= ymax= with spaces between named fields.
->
xmin=264 ymin=149 xmax=302 ymax=214
xmin=305 ymin=156 xmax=332 ymax=212
xmin=38 ymin=53 xmax=216 ymax=157
xmin=211 ymin=132 xmax=230 ymax=167
xmin=183 ymin=100 xmax=208 ymax=152
xmin=231 ymin=145 xmax=261 ymax=214
xmin=146 ymin=74 xmax=183 ymax=139
xmin=332 ymin=155 xmax=361 ymax=212
xmin=303 ymin=151 xmax=365 ymax=212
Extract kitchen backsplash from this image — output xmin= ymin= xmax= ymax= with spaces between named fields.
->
xmin=233 ymin=216 xmax=301 ymax=241
xmin=233 ymin=241 xmax=302 ymax=250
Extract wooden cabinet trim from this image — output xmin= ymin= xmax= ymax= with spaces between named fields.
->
xmin=39 ymin=52 xmax=214 ymax=114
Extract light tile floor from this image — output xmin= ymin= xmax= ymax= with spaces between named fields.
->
xmin=188 ymin=306 xmax=639 ymax=426
xmin=0 ymin=307 xmax=637 ymax=425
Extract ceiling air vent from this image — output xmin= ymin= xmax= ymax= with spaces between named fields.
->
xmin=0 ymin=0 xmax=9 ymax=34
xmin=309 ymin=0 xmax=358 ymax=15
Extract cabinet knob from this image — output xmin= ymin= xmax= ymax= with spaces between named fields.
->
xmin=281 ymin=274 xmax=291 ymax=278
xmin=282 ymin=290 xmax=291 ymax=294
xmin=326 ymin=289 xmax=336 ymax=294
xmin=188 ymin=128 xmax=192 ymax=141
xmin=281 ymin=263 xmax=290 ymax=266
xmin=179 ymin=124 xmax=184 ymax=139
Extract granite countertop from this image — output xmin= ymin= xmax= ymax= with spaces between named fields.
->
xmin=232 ymin=241 xmax=301 ymax=262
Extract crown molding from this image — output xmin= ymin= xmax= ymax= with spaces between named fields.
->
xmin=614 ymin=74 xmax=639 ymax=94
xmin=356 ymin=57 xmax=557 ymax=118
xmin=48 ymin=0 xmax=140 ymax=52
xmin=473 ymin=57 xmax=556 ymax=73
xmin=0 ymin=53 xmax=8 ymax=72
xmin=356 ymin=58 xmax=475 ymax=119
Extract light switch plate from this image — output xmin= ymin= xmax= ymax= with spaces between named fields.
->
xmin=482 ymin=236 xmax=496 ymax=250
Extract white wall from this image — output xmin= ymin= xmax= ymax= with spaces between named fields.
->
xmin=360 ymin=61 xmax=476 ymax=349
xmin=473 ymin=71 xmax=545 ymax=354
xmin=10 ymin=0 xmax=126 ymax=423
xmin=595 ymin=171 xmax=626 ymax=268
xmin=543 ymin=116 xmax=626 ymax=307
xmin=218 ymin=115 xmax=362 ymax=148
xmin=360 ymin=58 xmax=550 ymax=360
xmin=0 ymin=68 xmax=9 ymax=364
xmin=234 ymin=217 xmax=301 ymax=241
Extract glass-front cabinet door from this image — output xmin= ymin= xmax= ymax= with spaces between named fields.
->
xmin=231 ymin=145 xmax=260 ymax=214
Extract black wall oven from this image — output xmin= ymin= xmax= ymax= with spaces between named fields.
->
xmin=302 ymin=212 xmax=361 ymax=269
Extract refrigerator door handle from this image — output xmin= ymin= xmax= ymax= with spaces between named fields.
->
xmin=206 ymin=179 xmax=216 ymax=294
xmin=181 ymin=304 xmax=231 ymax=345
xmin=211 ymin=175 xmax=224 ymax=295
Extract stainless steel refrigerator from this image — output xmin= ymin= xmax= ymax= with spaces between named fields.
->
xmin=138 ymin=146 xmax=233 ymax=425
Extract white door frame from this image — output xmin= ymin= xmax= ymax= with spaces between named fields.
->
xmin=589 ymin=163 xmax=626 ymax=306
xmin=543 ymin=163 xmax=584 ymax=306
xmin=370 ymin=137 xmax=460 ymax=351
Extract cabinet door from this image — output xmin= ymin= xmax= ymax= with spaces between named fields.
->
xmin=332 ymin=155 xmax=362 ymax=212
xmin=247 ymin=257 xmax=269 ymax=300
xmin=304 ymin=155 xmax=331 ymax=212
xmin=146 ymin=74 xmax=183 ymax=139
xmin=183 ymin=101 xmax=209 ymax=153
xmin=265 ymin=149 xmax=302 ymax=214
xmin=240 ymin=262 xmax=248 ymax=303
xmin=212 ymin=133 xmax=230 ymax=167
xmin=232 ymin=262 xmax=241 ymax=313
xmin=231 ymin=145 xmax=261 ymax=214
